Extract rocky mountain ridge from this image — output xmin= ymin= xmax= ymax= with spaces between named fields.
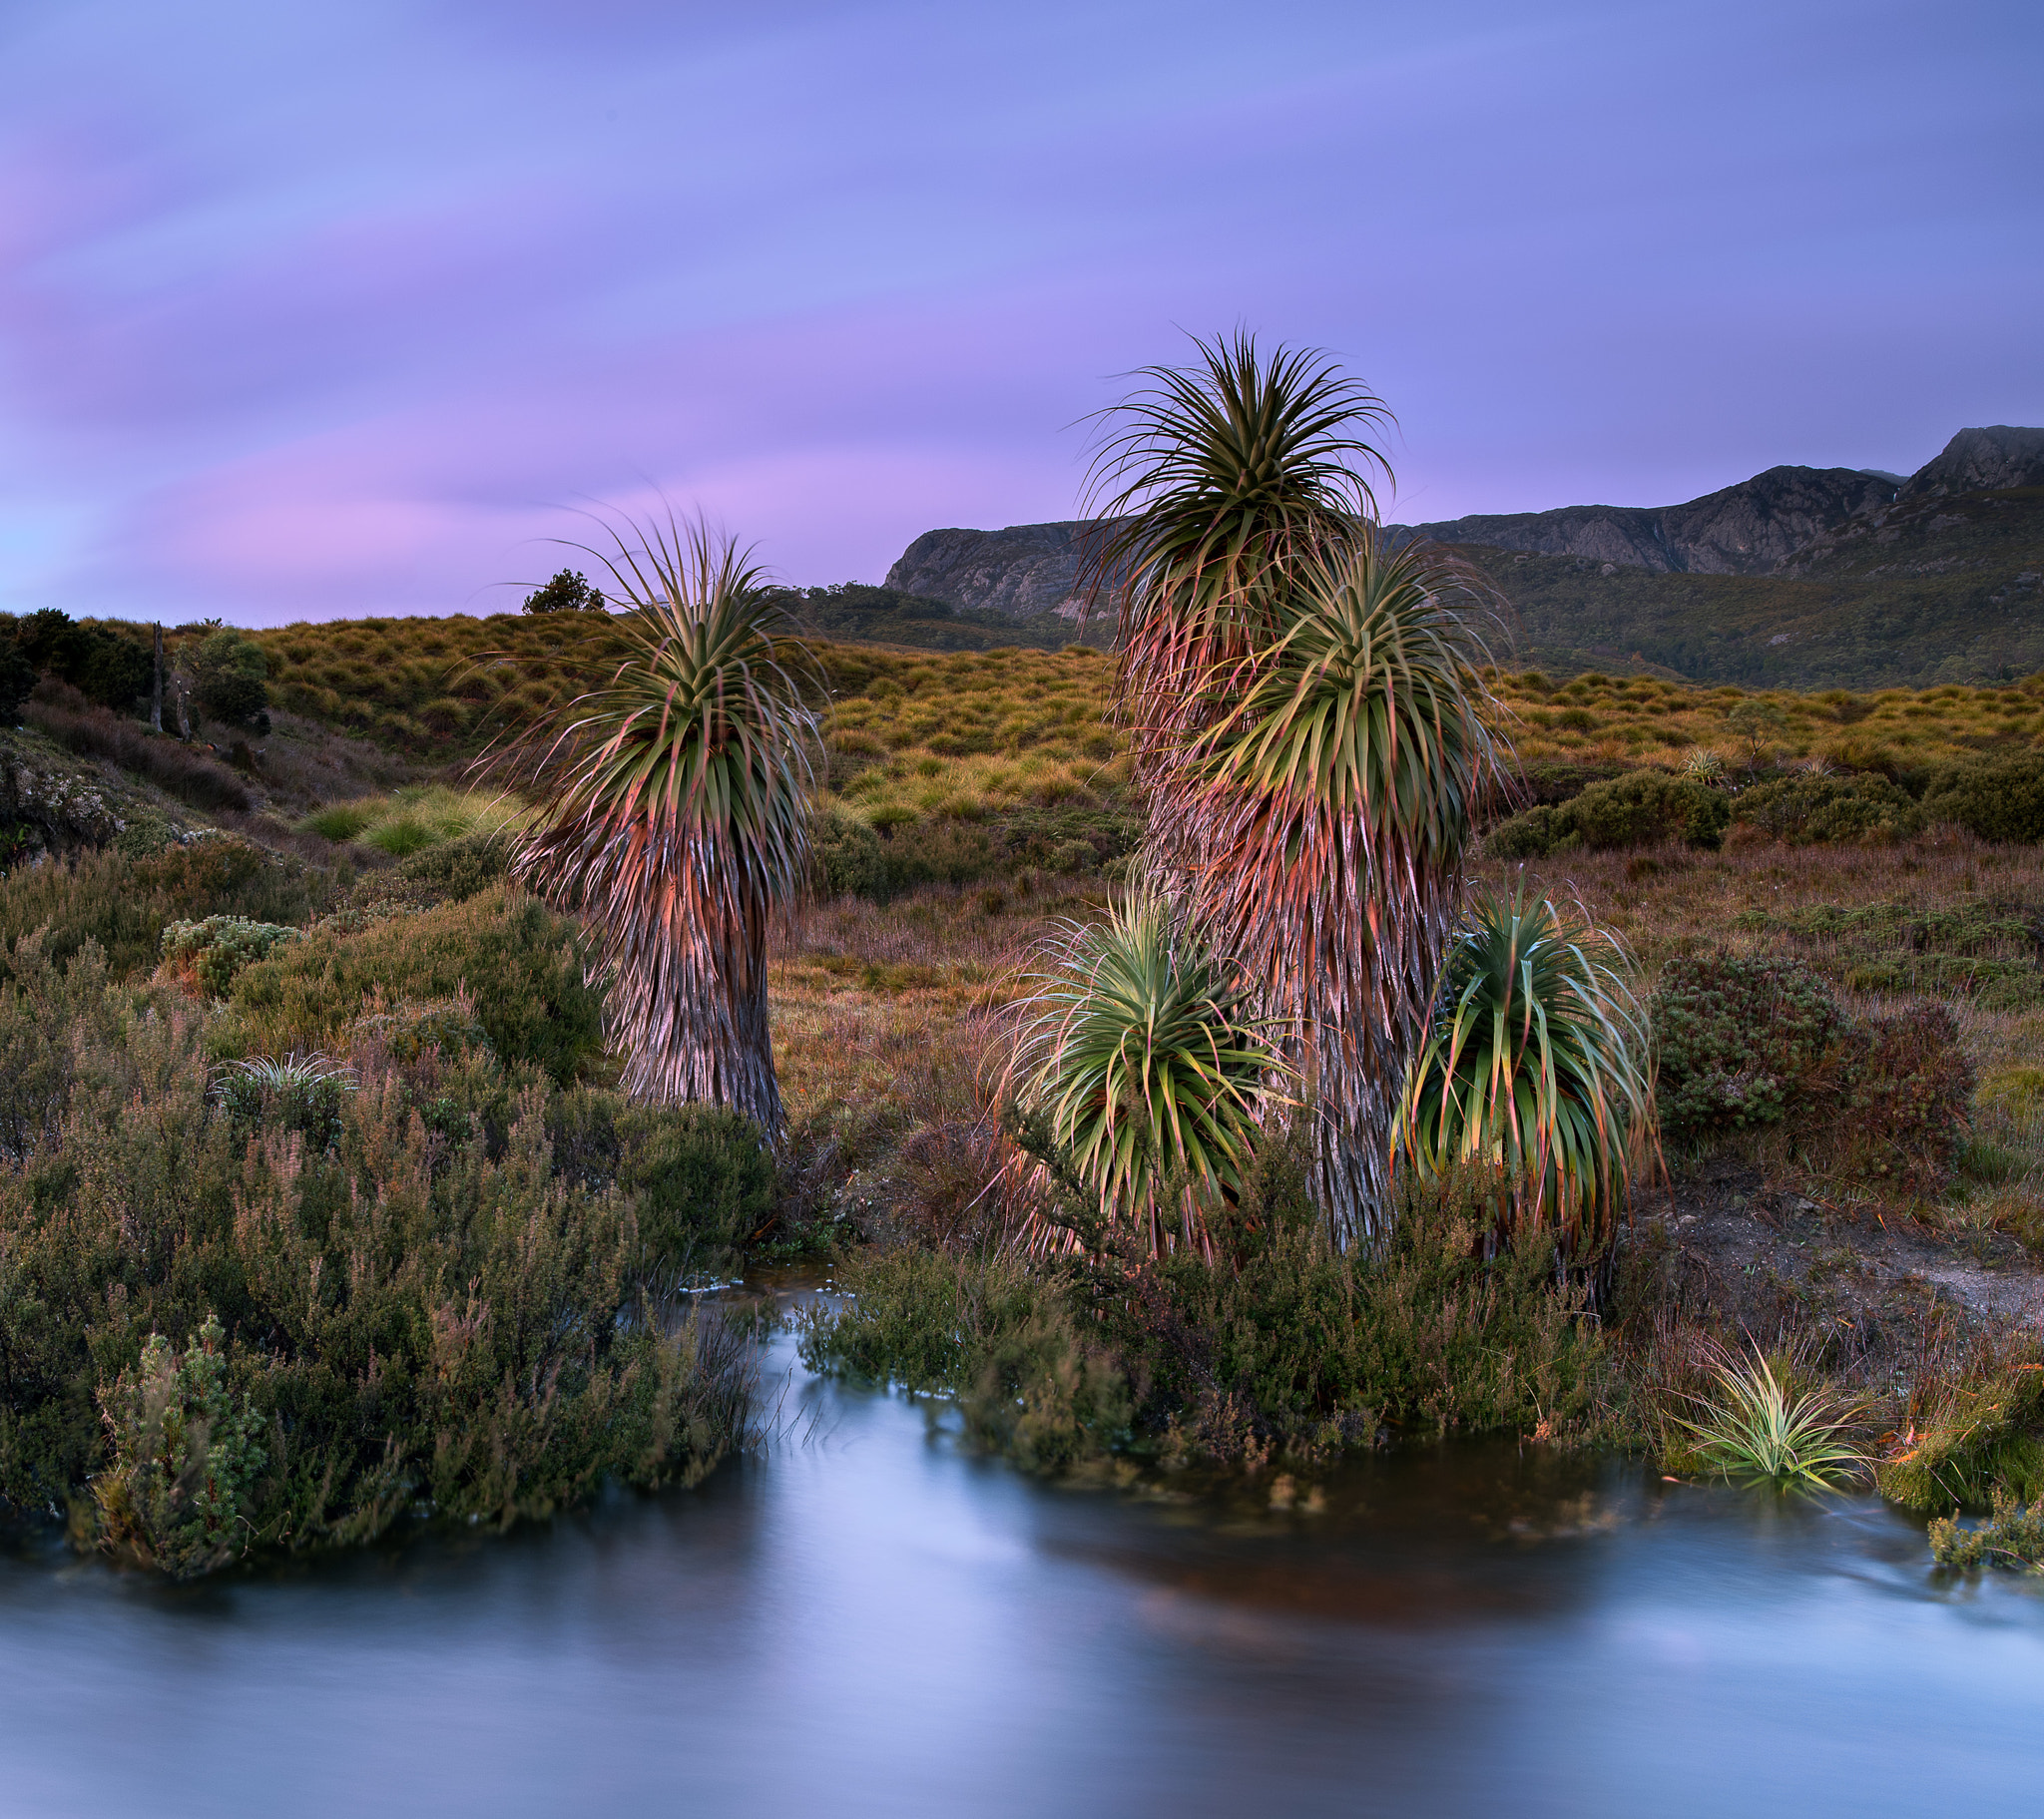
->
xmin=883 ymin=426 xmax=2044 ymax=619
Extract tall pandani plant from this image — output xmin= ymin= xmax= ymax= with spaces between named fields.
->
xmin=1086 ymin=335 xmax=1502 ymax=1248
xmin=1004 ymin=884 xmax=1285 ymax=1257
xmin=1399 ymin=889 xmax=1654 ymax=1258
xmin=489 ymin=519 xmax=819 ymax=1134
xmin=1180 ymin=527 xmax=1503 ymax=1245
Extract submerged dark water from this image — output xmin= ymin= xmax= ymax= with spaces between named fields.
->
xmin=3 ymin=1299 xmax=2041 ymax=1819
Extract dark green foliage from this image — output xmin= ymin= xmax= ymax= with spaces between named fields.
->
xmin=225 ymin=886 xmax=604 ymax=1085
xmin=800 ymin=1145 xmax=1609 ymax=1472
xmin=0 ymin=837 xmax=326 ymax=983
xmin=0 ymin=949 xmax=752 ymax=1572
xmin=1921 ymin=754 xmax=2044 ymax=844
xmin=345 ymin=830 xmax=513 ymax=916
xmin=160 ymin=915 xmax=300 ymax=997
xmin=620 ymin=1106 xmax=774 ymax=1278
xmin=187 ymin=629 xmax=271 ymax=729
xmin=797 ymin=1244 xmax=1053 ymax=1393
xmin=10 ymin=612 xmax=154 ymax=710
xmin=1487 ymin=768 xmax=1728 ymax=857
xmin=1741 ymin=898 xmax=2044 ymax=1011
xmin=522 ymin=569 xmax=607 ymax=615
xmin=1818 ymin=1006 xmax=1976 ymax=1193
xmin=1929 ymin=1491 xmax=2044 ymax=1570
xmin=812 ymin=804 xmax=884 ymax=899
xmin=1568 ymin=770 xmax=1730 ymax=850
xmin=1487 ymin=803 xmax=1572 ymax=859
xmin=1511 ymin=760 xmax=1628 ymax=807
xmin=549 ymin=1090 xmax=774 ymax=1281
xmin=1731 ymin=772 xmax=1924 ymax=845
xmin=214 ymin=1055 xmax=357 ymax=1150
xmin=199 ymin=673 xmax=268 ymax=728
xmin=94 ymin=1315 xmax=269 ymax=1579
xmin=1651 ymin=952 xmax=1973 ymax=1188
xmin=0 ymin=634 xmax=36 ymax=722
xmin=810 ymin=805 xmax=1001 ymax=902
xmin=1651 ymin=953 xmax=1843 ymax=1140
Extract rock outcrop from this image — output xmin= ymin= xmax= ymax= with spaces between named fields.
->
xmin=1897 ymin=426 xmax=2044 ymax=500
xmin=884 ymin=428 xmax=2038 ymax=617
xmin=884 ymin=521 xmax=1117 ymax=619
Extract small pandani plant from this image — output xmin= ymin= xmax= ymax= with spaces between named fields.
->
xmin=1399 ymin=890 xmax=1652 ymax=1256
xmin=1003 ymin=884 xmax=1284 ymax=1258
xmin=1674 ymin=1346 xmax=1866 ymax=1490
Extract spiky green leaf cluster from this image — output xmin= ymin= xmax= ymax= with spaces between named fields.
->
xmin=1086 ymin=331 xmax=1392 ymax=758
xmin=1006 ymin=887 xmax=1284 ymax=1255
xmin=1675 ymin=1348 xmax=1866 ymax=1490
xmin=1400 ymin=889 xmax=1651 ymax=1253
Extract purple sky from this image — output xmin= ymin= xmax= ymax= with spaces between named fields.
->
xmin=2 ymin=0 xmax=2038 ymax=626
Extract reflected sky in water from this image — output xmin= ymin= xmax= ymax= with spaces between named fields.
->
xmin=2 ymin=1317 xmax=2040 ymax=1817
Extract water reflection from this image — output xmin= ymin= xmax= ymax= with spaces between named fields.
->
xmin=0 ymin=1302 xmax=2039 ymax=1818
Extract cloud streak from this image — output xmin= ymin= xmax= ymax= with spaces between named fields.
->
xmin=0 ymin=0 xmax=2038 ymax=624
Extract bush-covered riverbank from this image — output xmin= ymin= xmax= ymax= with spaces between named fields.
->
xmin=0 ymin=834 xmax=766 ymax=1576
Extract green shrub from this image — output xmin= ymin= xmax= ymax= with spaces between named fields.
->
xmin=1928 ymin=1491 xmax=2044 ymax=1570
xmin=0 ymin=838 xmax=325 ymax=983
xmin=1817 ymin=1005 xmax=1975 ymax=1193
xmin=617 ymin=1104 xmax=774 ymax=1279
xmin=345 ymin=830 xmax=512 ymax=917
xmin=1568 ymin=770 xmax=1729 ymax=851
xmin=879 ymin=819 xmax=996 ymax=893
xmin=214 ymin=1053 xmax=357 ymax=1149
xmin=1486 ymin=803 xmax=1573 ymax=859
xmin=1651 ymin=953 xmax=1973 ymax=1187
xmin=161 ymin=915 xmax=300 ymax=997
xmin=812 ymin=804 xmax=884 ymax=899
xmin=0 ymin=955 xmax=751 ymax=1573
xmin=225 ymin=886 xmax=604 ymax=1084
xmin=1652 ymin=953 xmax=1843 ymax=1141
xmin=349 ymin=995 xmax=493 ymax=1064
xmin=1732 ymin=772 xmax=1923 ymax=845
xmin=1921 ymin=755 xmax=2044 ymax=844
xmin=797 ymin=1244 xmax=1055 ymax=1393
xmin=1485 ymin=770 xmax=1729 ymax=859
xmin=93 ymin=1314 xmax=270 ymax=1579
xmin=799 ymin=1148 xmax=1610 ymax=1472
xmin=809 ymin=807 xmax=1001 ymax=902
xmin=189 ymin=628 xmax=270 ymax=729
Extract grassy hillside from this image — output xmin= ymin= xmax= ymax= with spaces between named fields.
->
xmin=1464 ymin=485 xmax=2044 ymax=688
xmin=245 ymin=609 xmax=2044 ymax=813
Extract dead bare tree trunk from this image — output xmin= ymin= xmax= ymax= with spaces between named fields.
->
xmin=150 ymin=624 xmax=164 ymax=732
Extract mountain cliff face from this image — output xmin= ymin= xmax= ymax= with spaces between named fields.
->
xmin=1897 ymin=425 xmax=2044 ymax=500
xmin=884 ymin=428 xmax=2038 ymax=617
xmin=1402 ymin=466 xmax=1896 ymax=575
xmin=884 ymin=520 xmax=1114 ymax=620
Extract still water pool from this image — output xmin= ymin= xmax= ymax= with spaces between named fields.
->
xmin=2 ymin=1295 xmax=2040 ymax=1818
